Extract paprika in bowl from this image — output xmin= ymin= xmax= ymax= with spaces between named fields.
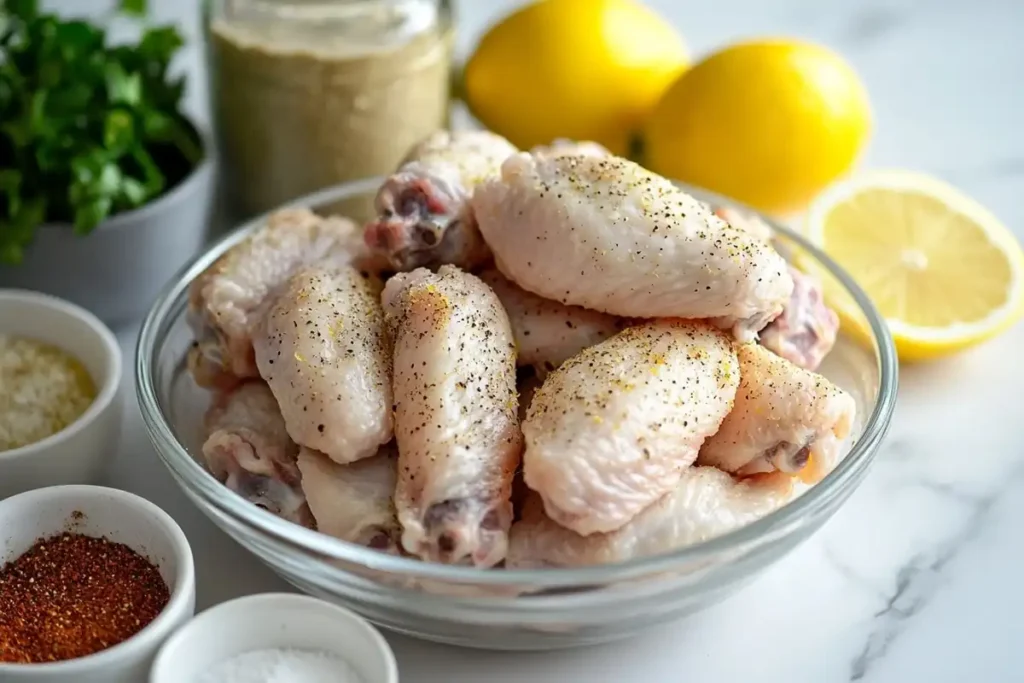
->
xmin=0 ymin=485 xmax=195 ymax=683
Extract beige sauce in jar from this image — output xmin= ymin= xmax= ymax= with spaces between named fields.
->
xmin=0 ymin=335 xmax=97 ymax=451
xmin=207 ymin=0 xmax=453 ymax=218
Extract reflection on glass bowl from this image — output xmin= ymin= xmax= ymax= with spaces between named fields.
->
xmin=136 ymin=176 xmax=897 ymax=650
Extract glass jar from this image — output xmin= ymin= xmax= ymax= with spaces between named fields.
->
xmin=203 ymin=0 xmax=454 ymax=219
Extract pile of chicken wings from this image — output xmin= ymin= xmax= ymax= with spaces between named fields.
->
xmin=187 ymin=132 xmax=853 ymax=569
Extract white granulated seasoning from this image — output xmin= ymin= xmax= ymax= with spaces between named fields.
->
xmin=196 ymin=647 xmax=365 ymax=683
xmin=0 ymin=334 xmax=97 ymax=451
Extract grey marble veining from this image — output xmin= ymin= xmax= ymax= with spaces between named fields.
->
xmin=37 ymin=0 xmax=1024 ymax=680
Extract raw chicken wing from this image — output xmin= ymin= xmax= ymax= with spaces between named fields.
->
xmin=714 ymin=206 xmax=774 ymax=243
xmin=507 ymin=468 xmax=792 ymax=568
xmin=711 ymin=209 xmax=839 ymax=369
xmin=202 ymin=381 xmax=312 ymax=526
xmin=188 ymin=209 xmax=376 ymax=388
xmin=365 ymin=130 xmax=517 ymax=271
xmin=253 ymin=264 xmax=392 ymax=464
xmin=760 ymin=266 xmax=839 ymax=371
xmin=473 ymin=153 xmax=793 ymax=341
xmin=296 ymin=445 xmax=400 ymax=552
xmin=383 ymin=265 xmax=523 ymax=567
xmin=478 ymin=268 xmax=627 ymax=375
xmin=523 ymin=320 xmax=740 ymax=536
xmin=698 ymin=343 xmax=856 ymax=482
xmin=530 ymin=139 xmax=610 ymax=159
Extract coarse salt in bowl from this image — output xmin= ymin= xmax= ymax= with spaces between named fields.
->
xmin=149 ymin=593 xmax=398 ymax=683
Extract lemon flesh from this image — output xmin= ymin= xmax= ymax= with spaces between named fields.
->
xmin=644 ymin=39 xmax=871 ymax=215
xmin=804 ymin=171 xmax=1024 ymax=361
xmin=463 ymin=0 xmax=687 ymax=156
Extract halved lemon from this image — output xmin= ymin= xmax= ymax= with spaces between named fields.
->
xmin=801 ymin=170 xmax=1024 ymax=361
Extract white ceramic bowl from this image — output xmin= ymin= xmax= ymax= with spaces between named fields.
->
xmin=150 ymin=593 xmax=399 ymax=683
xmin=0 ymin=130 xmax=217 ymax=327
xmin=0 ymin=289 xmax=123 ymax=499
xmin=0 ymin=485 xmax=196 ymax=682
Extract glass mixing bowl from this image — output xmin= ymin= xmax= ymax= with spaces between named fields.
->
xmin=136 ymin=176 xmax=897 ymax=650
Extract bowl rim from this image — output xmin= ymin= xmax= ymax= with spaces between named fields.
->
xmin=149 ymin=592 xmax=398 ymax=683
xmin=0 ymin=484 xmax=195 ymax=674
xmin=135 ymin=175 xmax=898 ymax=587
xmin=0 ymin=289 xmax=123 ymax=462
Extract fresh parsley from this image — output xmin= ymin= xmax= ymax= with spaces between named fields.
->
xmin=0 ymin=0 xmax=203 ymax=264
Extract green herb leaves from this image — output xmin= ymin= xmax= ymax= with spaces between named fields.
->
xmin=0 ymin=0 xmax=201 ymax=264
xmin=119 ymin=0 xmax=148 ymax=18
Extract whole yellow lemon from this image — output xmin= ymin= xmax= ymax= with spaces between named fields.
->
xmin=643 ymin=39 xmax=872 ymax=215
xmin=463 ymin=0 xmax=688 ymax=156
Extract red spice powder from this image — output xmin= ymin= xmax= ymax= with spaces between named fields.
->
xmin=0 ymin=532 xmax=170 ymax=663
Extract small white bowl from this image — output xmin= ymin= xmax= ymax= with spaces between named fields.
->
xmin=0 ymin=485 xmax=196 ymax=682
xmin=0 ymin=289 xmax=123 ymax=499
xmin=150 ymin=593 xmax=399 ymax=683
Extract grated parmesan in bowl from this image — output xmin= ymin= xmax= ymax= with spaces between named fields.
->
xmin=0 ymin=334 xmax=98 ymax=452
xmin=0 ymin=289 xmax=122 ymax=500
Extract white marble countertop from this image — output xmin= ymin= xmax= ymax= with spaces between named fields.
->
xmin=51 ymin=0 xmax=1024 ymax=680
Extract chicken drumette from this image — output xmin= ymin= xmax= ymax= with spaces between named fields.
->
xmin=364 ymin=130 xmax=517 ymax=271
xmin=383 ymin=265 xmax=523 ymax=567
xmin=253 ymin=264 xmax=393 ymax=464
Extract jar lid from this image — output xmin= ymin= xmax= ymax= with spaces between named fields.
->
xmin=217 ymin=0 xmax=440 ymax=53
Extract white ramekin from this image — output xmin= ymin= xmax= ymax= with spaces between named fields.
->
xmin=0 ymin=485 xmax=196 ymax=682
xmin=0 ymin=289 xmax=123 ymax=499
xmin=150 ymin=593 xmax=398 ymax=683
